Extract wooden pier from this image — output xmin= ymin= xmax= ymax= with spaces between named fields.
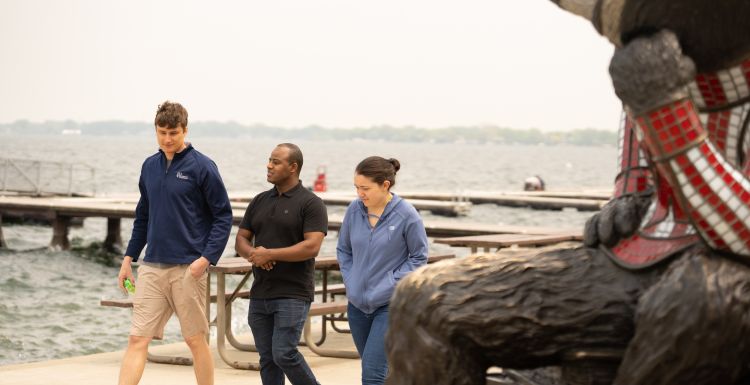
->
xmin=0 ymin=195 xmax=581 ymax=251
xmin=397 ymin=190 xmax=611 ymax=211
xmin=232 ymin=189 xmax=610 ymax=214
xmin=231 ymin=191 xmax=472 ymax=217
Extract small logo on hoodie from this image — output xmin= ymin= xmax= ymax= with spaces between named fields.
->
xmin=176 ymin=171 xmax=189 ymax=180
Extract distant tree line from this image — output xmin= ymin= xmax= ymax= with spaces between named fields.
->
xmin=0 ymin=120 xmax=617 ymax=146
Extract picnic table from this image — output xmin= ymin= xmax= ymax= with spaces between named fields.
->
xmin=208 ymin=252 xmax=455 ymax=369
xmin=434 ymin=231 xmax=583 ymax=253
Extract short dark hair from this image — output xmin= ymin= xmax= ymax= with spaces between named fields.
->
xmin=154 ymin=101 xmax=188 ymax=129
xmin=277 ymin=143 xmax=304 ymax=174
xmin=355 ymin=156 xmax=400 ymax=190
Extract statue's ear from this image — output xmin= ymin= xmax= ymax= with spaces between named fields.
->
xmin=551 ymin=0 xmax=624 ymax=47
xmin=553 ymin=0 xmax=597 ymax=22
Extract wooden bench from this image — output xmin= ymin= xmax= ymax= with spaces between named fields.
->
xmin=105 ymin=253 xmax=456 ymax=366
xmin=303 ymin=301 xmax=358 ymax=358
xmin=314 ymin=283 xmax=346 ymax=297
xmin=307 ymin=253 xmax=456 ymax=350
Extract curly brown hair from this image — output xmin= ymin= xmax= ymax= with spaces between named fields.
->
xmin=154 ymin=101 xmax=188 ymax=129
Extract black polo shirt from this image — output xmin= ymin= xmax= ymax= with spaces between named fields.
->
xmin=239 ymin=182 xmax=328 ymax=301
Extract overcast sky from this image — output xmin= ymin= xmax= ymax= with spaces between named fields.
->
xmin=0 ymin=1 xmax=621 ymax=131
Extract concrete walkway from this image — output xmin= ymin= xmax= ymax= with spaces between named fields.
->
xmin=1 ymin=330 xmax=362 ymax=385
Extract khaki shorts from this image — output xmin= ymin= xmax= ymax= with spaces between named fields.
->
xmin=130 ymin=263 xmax=208 ymax=340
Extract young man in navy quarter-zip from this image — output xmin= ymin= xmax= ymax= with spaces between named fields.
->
xmin=235 ymin=143 xmax=328 ymax=385
xmin=116 ymin=101 xmax=233 ymax=385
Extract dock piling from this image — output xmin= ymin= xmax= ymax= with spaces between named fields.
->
xmin=104 ymin=217 xmax=122 ymax=253
xmin=50 ymin=215 xmax=71 ymax=250
xmin=0 ymin=214 xmax=6 ymax=249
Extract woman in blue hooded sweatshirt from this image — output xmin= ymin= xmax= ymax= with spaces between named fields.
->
xmin=336 ymin=156 xmax=429 ymax=385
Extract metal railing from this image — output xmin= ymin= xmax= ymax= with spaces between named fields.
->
xmin=0 ymin=158 xmax=96 ymax=197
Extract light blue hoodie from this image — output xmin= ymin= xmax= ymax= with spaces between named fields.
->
xmin=336 ymin=193 xmax=429 ymax=314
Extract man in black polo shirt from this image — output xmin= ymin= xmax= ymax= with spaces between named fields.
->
xmin=235 ymin=143 xmax=327 ymax=385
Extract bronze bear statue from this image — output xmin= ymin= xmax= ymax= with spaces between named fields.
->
xmin=386 ymin=1 xmax=750 ymax=384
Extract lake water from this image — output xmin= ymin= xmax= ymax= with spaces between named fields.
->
xmin=0 ymin=134 xmax=616 ymax=365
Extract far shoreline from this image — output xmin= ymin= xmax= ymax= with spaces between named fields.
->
xmin=0 ymin=121 xmax=618 ymax=147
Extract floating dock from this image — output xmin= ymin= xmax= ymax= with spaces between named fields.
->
xmin=231 ymin=191 xmax=472 ymax=217
xmin=231 ymin=189 xmax=610 ymax=214
xmin=397 ymin=190 xmax=611 ymax=211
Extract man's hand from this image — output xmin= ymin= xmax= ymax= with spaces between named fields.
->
xmin=239 ymin=245 xmax=255 ymax=262
xmin=118 ymin=256 xmax=135 ymax=293
xmin=189 ymin=256 xmax=210 ymax=279
xmin=249 ymin=246 xmax=276 ymax=271
xmin=584 ymin=194 xmax=652 ymax=248
xmin=235 ymin=228 xmax=274 ymax=268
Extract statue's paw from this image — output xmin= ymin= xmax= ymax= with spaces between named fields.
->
xmin=583 ymin=214 xmax=600 ymax=247
xmin=584 ymin=194 xmax=652 ymax=248
xmin=597 ymin=202 xmax=619 ymax=247
xmin=609 ymin=29 xmax=696 ymax=114
xmin=614 ymin=195 xmax=650 ymax=234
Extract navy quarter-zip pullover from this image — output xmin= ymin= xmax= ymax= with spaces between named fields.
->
xmin=124 ymin=144 xmax=233 ymax=265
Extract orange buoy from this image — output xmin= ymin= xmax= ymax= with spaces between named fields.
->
xmin=313 ymin=165 xmax=327 ymax=192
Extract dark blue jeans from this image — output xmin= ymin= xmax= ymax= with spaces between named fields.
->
xmin=347 ymin=302 xmax=389 ymax=385
xmin=248 ymin=298 xmax=319 ymax=385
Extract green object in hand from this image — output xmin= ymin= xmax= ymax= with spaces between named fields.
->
xmin=124 ymin=278 xmax=135 ymax=294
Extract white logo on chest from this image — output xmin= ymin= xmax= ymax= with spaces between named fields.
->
xmin=176 ymin=171 xmax=189 ymax=180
